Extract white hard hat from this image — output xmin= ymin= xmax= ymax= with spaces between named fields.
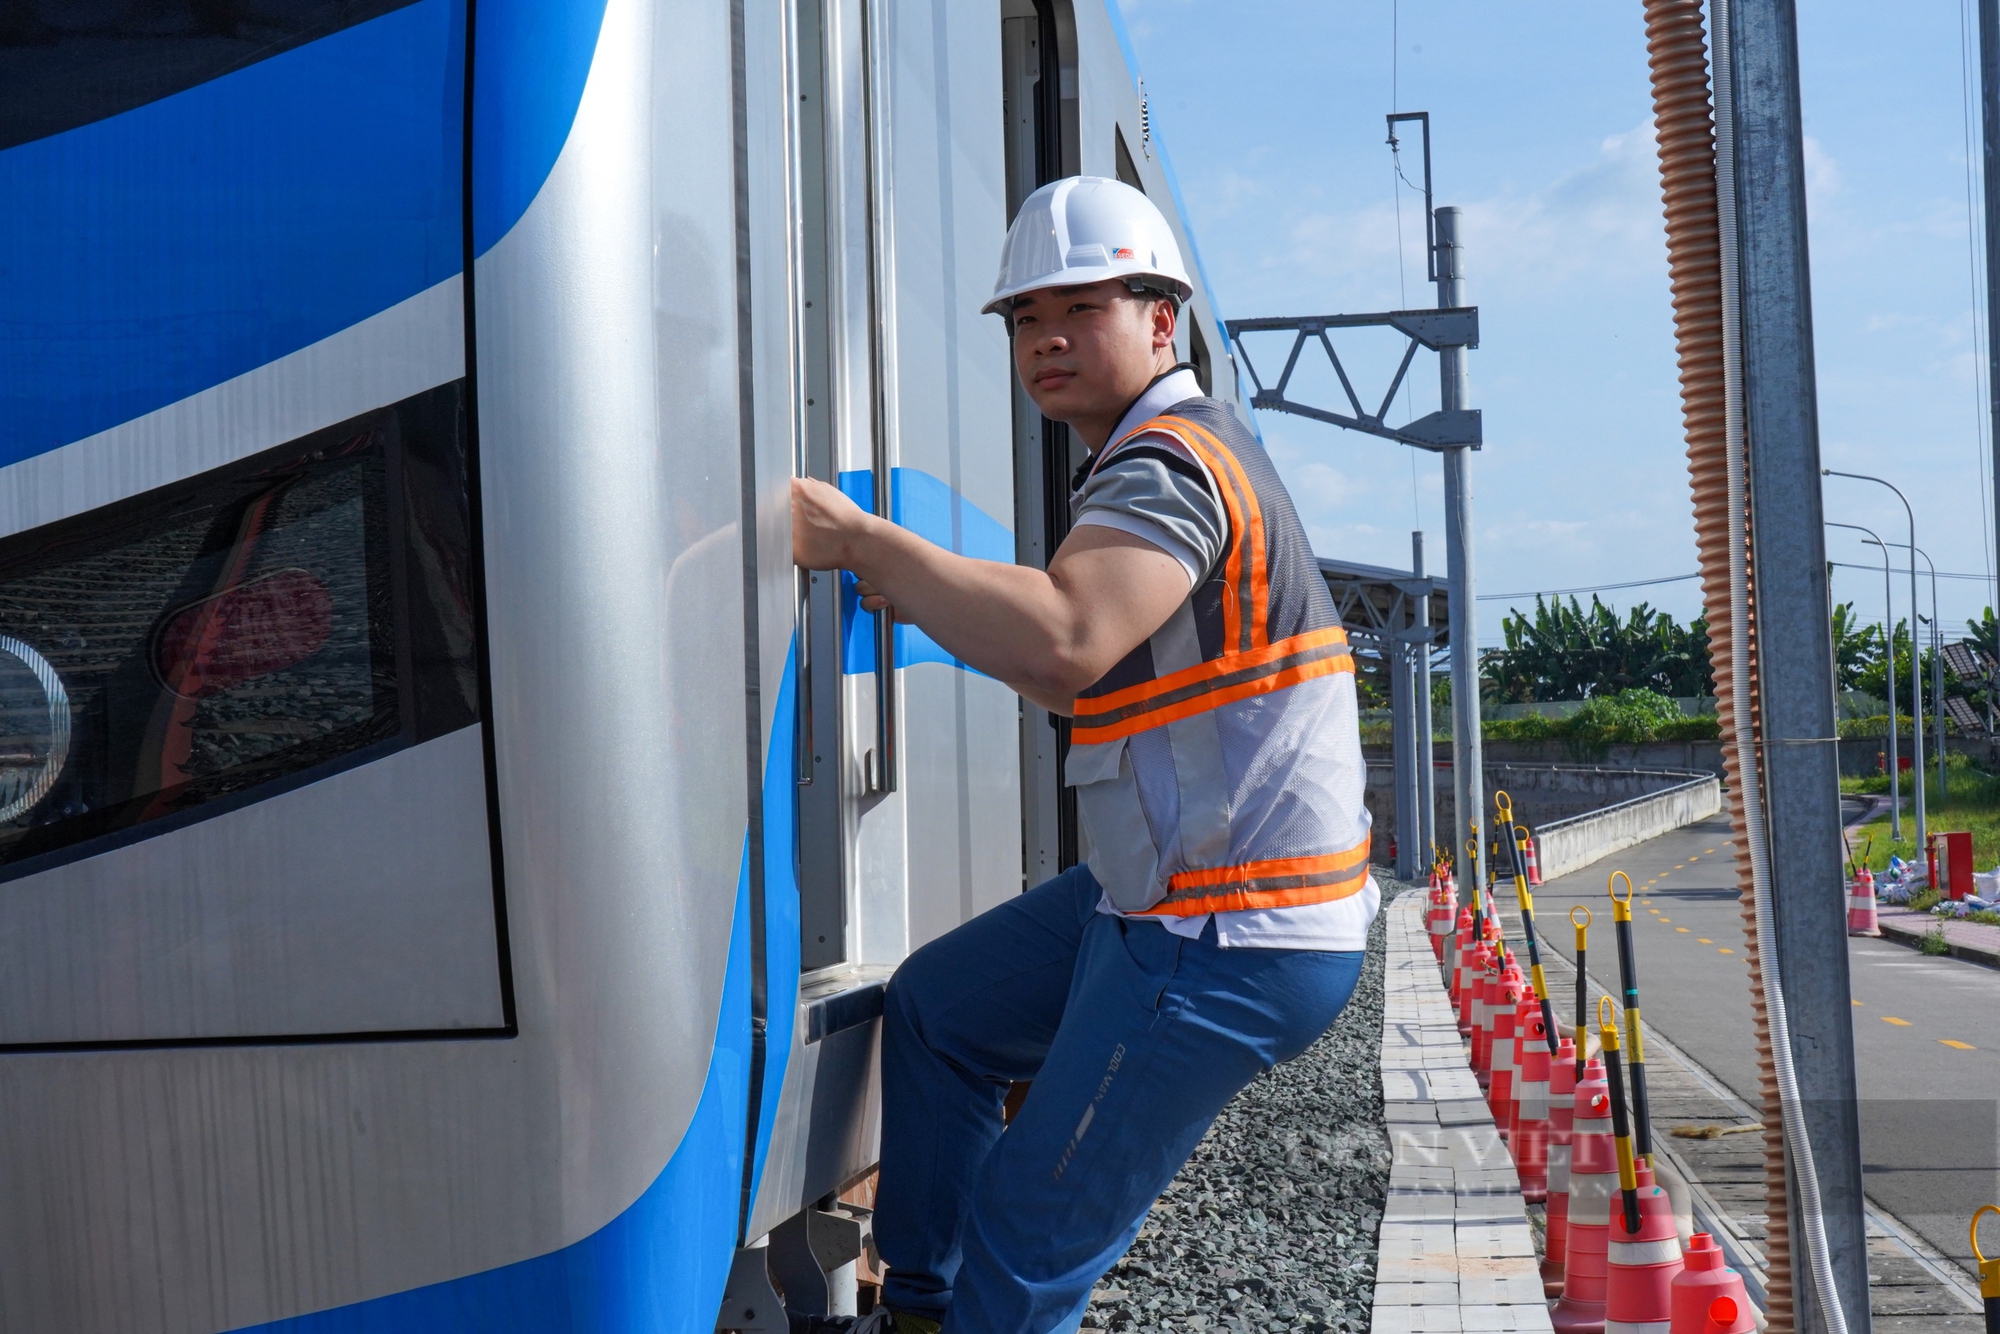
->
xmin=983 ymin=176 xmax=1194 ymax=317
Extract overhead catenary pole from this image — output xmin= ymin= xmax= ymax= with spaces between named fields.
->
xmin=1731 ymin=0 xmax=1871 ymax=1328
xmin=1414 ymin=530 xmax=1439 ymax=866
xmin=1982 ymin=0 xmax=2000 ymax=632
xmin=1437 ymin=205 xmax=1485 ymax=897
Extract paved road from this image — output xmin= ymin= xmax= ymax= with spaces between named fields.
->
xmin=1522 ymin=815 xmax=1999 ymax=1277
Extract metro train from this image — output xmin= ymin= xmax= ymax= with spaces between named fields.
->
xmin=0 ymin=0 xmax=1248 ymax=1328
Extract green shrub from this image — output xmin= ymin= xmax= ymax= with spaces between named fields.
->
xmin=1970 ymin=909 xmax=2000 ymax=927
xmin=1486 ymin=714 xmax=1556 ymax=742
xmin=1908 ymin=887 xmax=1941 ymax=913
xmin=1920 ymin=927 xmax=1951 ymax=955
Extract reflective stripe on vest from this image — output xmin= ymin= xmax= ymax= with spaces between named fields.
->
xmin=1567 ymin=1170 xmax=1618 ymax=1225
xmin=1070 ymin=414 xmax=1354 ymax=745
xmin=1608 ymin=1238 xmax=1684 ymax=1266
xmin=1140 ymin=837 xmax=1372 ymax=916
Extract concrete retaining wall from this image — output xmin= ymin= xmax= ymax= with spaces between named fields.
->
xmin=1363 ymin=761 xmax=1713 ymax=860
xmin=1532 ymin=773 xmax=1722 ymax=882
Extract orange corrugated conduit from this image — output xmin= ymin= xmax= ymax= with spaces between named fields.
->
xmin=1638 ymin=2 xmax=1793 ymax=1329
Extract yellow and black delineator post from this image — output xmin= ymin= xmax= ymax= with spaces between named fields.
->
xmin=1466 ymin=834 xmax=1486 ymax=939
xmin=1973 ymin=1204 xmax=1999 ymax=1334
xmin=1494 ymin=791 xmax=1560 ymax=1058
xmin=1598 ymin=994 xmax=1642 ymax=1237
xmin=1571 ymin=905 xmax=1593 ymax=1082
xmin=1609 ymin=872 xmax=1654 ymax=1167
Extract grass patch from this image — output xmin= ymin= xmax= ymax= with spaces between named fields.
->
xmin=1847 ymin=762 xmax=2000 ymax=873
xmin=1907 ymin=888 xmax=1941 ymax=913
xmin=1920 ymin=928 xmax=1952 ymax=955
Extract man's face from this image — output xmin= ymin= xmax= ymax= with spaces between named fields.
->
xmin=1010 ymin=280 xmax=1175 ymax=432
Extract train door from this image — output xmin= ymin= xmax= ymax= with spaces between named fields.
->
xmin=1002 ymin=0 xmax=1082 ymax=891
xmin=794 ymin=0 xmax=902 ymax=976
xmin=747 ymin=0 xmax=899 ymax=1260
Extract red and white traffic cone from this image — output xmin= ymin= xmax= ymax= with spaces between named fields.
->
xmin=1847 ymin=867 xmax=1880 ymax=938
xmin=1553 ymin=1058 xmax=1615 ymax=1334
xmin=1541 ymin=1036 xmax=1579 ymax=1297
xmin=1669 ymin=1233 xmax=1756 ymax=1334
xmin=1486 ymin=972 xmax=1523 ymax=1137
xmin=1606 ymin=1161 xmax=1684 ymax=1334
xmin=1524 ymin=829 xmax=1543 ymax=886
xmin=1514 ymin=1014 xmax=1552 ymax=1203
xmin=1455 ymin=931 xmax=1485 ymax=1036
xmin=1449 ymin=906 xmax=1475 ymax=1009
xmin=1428 ymin=881 xmax=1454 ymax=961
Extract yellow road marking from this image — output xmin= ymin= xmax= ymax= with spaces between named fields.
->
xmin=1852 ymin=1000 xmax=1863 ymax=1006
xmin=1689 ymin=854 xmax=1701 ymax=861
xmin=1658 ymin=918 xmax=1671 ymax=923
xmin=1698 ymin=938 xmax=1713 ymax=944
xmin=1678 ymin=927 xmax=1690 ymax=933
xmin=1675 ymin=863 xmax=1686 ymax=869
xmin=1882 ymin=1017 xmax=1911 ymax=1027
xmin=1940 ymin=1039 xmax=1976 ymax=1050
xmin=1719 ymin=947 xmax=1734 ymax=954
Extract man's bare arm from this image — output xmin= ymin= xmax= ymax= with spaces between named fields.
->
xmin=791 ymin=476 xmax=1188 ymax=713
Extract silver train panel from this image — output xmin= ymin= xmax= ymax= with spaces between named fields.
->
xmin=0 ymin=277 xmax=464 ymax=545
xmin=0 ymin=0 xmax=756 ymax=1325
xmin=0 ymin=725 xmax=498 ymax=1045
xmin=472 ymin=0 xmax=750 ymax=1255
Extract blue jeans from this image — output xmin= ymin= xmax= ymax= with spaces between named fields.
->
xmin=874 ymin=865 xmax=1364 ymax=1333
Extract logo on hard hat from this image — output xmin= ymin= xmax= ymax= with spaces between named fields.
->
xmin=1112 ymin=247 xmax=1134 ymax=259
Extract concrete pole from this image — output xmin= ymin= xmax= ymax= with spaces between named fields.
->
xmin=1414 ymin=531 xmax=1438 ymax=871
xmin=1981 ymin=0 xmax=2000 ymax=646
xmin=1435 ymin=205 xmax=1484 ymax=898
xmin=1391 ymin=617 xmax=1418 ymax=882
xmin=1729 ymin=0 xmax=1871 ymax=1327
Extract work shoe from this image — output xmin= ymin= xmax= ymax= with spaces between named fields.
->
xmin=788 ymin=1310 xmax=941 ymax=1334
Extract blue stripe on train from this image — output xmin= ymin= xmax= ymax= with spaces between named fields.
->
xmin=0 ymin=0 xmax=466 ymax=464
xmin=0 ymin=0 xmax=607 ymax=465
xmin=232 ymin=645 xmax=801 ymax=1332
xmin=471 ymin=0 xmax=612 ymax=257
xmin=838 ymin=468 xmax=1015 ymax=675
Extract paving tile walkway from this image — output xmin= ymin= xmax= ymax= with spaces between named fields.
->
xmin=1373 ymin=893 xmax=1552 ymax=1333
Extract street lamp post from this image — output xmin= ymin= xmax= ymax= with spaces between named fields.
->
xmin=1869 ymin=540 xmax=1945 ymax=801
xmin=1829 ymin=521 xmax=1901 ymax=839
xmin=1824 ymin=470 xmax=1925 ymax=854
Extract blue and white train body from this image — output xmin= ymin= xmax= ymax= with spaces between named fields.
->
xmin=0 ymin=0 xmax=1244 ymax=1327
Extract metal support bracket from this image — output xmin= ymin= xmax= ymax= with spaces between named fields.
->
xmin=1225 ymin=308 xmax=1482 ymax=451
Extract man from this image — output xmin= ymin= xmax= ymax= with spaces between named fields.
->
xmin=790 ymin=177 xmax=1377 ymax=1334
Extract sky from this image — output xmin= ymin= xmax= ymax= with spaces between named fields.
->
xmin=1116 ymin=0 xmax=2000 ymax=649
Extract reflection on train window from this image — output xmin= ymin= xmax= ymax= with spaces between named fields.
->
xmin=0 ymin=380 xmax=479 ymax=872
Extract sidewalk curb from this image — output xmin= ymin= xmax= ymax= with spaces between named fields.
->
xmin=1875 ymin=909 xmax=2000 ymax=970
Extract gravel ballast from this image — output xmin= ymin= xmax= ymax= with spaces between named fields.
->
xmin=1083 ymin=880 xmax=1409 ymax=1334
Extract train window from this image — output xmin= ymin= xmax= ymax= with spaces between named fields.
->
xmin=0 ymin=381 xmax=478 ymax=875
xmin=0 ymin=0 xmax=419 ymax=151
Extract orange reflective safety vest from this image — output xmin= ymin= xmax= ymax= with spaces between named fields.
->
xmin=1063 ymin=395 xmax=1370 ymax=918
